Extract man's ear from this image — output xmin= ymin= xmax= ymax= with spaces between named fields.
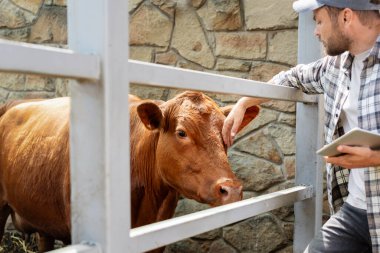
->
xmin=137 ymin=102 xmax=163 ymax=130
xmin=221 ymin=105 xmax=260 ymax=133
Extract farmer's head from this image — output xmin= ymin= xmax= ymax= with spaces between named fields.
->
xmin=293 ymin=0 xmax=380 ymax=55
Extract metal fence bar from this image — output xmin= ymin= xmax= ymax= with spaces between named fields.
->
xmin=130 ymin=186 xmax=313 ymax=252
xmin=47 ymin=243 xmax=101 ymax=253
xmin=67 ymin=0 xmax=130 ymax=252
xmin=294 ymin=11 xmax=324 ymax=252
xmin=0 ymin=39 xmax=100 ymax=80
xmin=129 ymin=60 xmax=318 ymax=103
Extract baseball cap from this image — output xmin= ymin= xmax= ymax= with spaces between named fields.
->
xmin=293 ymin=0 xmax=380 ymax=13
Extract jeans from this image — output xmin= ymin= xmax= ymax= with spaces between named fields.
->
xmin=304 ymin=202 xmax=372 ymax=253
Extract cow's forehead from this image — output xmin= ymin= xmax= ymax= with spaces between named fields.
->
xmin=177 ymin=96 xmax=223 ymax=119
xmin=163 ymin=93 xmax=225 ymax=133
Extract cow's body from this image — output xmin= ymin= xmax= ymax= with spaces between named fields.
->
xmin=0 ymin=98 xmax=71 ymax=250
xmin=0 ymin=92 xmax=259 ymax=252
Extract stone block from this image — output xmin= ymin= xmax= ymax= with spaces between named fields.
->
xmin=249 ymin=62 xmax=289 ymax=82
xmin=209 ymin=239 xmax=237 ymax=253
xmin=0 ymin=27 xmax=30 ymax=41
xmin=130 ymin=46 xmax=154 ymax=62
xmin=151 ymin=0 xmax=176 ymax=17
xmin=164 ymin=239 xmax=210 ymax=253
xmin=228 ymin=151 xmax=284 ymax=191
xmin=13 ymin=0 xmax=44 ymax=14
xmin=8 ymin=91 xmax=55 ymax=100
xmin=129 ymin=0 xmax=143 ymax=12
xmin=129 ymin=83 xmax=168 ymax=100
xmin=265 ymin=180 xmax=295 ymax=194
xmin=176 ymin=60 xmax=204 ymax=71
xmin=0 ymin=0 xmax=36 ymax=28
xmin=191 ymin=0 xmax=206 ymax=8
xmin=130 ymin=3 xmax=172 ymax=47
xmin=215 ymin=58 xmax=251 ymax=72
xmin=268 ymin=124 xmax=296 ymax=155
xmin=25 ymin=75 xmax=55 ymax=91
xmin=278 ymin=113 xmax=296 ymax=127
xmin=277 ymin=245 xmax=294 ymax=253
xmin=268 ymin=30 xmax=298 ymax=66
xmin=197 ymin=0 xmax=241 ymax=31
xmin=0 ymin=73 xmax=25 ymax=90
xmin=223 ymin=214 xmax=287 ymax=252
xmin=284 ymin=156 xmax=295 ymax=179
xmin=155 ymin=50 xmax=178 ymax=66
xmin=215 ymin=32 xmax=266 ymax=60
xmin=172 ymin=2 xmax=215 ymax=68
xmin=53 ymin=0 xmax=67 ymax=6
xmin=0 ymin=87 xmax=9 ymax=104
xmin=233 ymin=130 xmax=283 ymax=164
xmin=244 ymin=0 xmax=298 ymax=30
xmin=271 ymin=206 xmax=294 ymax=220
xmin=29 ymin=6 xmax=67 ymax=44
xmin=262 ymin=100 xmax=296 ymax=113
xmin=174 ymin=198 xmax=209 ymax=217
xmin=54 ymin=78 xmax=70 ymax=97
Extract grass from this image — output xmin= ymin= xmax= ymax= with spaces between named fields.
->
xmin=0 ymin=232 xmax=38 ymax=253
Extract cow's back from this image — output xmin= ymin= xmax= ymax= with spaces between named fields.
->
xmin=0 ymin=97 xmax=71 ymax=241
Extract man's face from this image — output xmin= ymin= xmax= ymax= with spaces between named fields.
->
xmin=313 ymin=7 xmax=351 ymax=56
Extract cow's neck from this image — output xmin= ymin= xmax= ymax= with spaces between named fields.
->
xmin=131 ymin=127 xmax=179 ymax=227
xmin=133 ymin=187 xmax=179 ymax=227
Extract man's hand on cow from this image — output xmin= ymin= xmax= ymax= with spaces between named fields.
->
xmin=222 ymin=102 xmax=246 ymax=147
xmin=325 ymin=145 xmax=380 ymax=168
xmin=222 ymin=97 xmax=269 ymax=147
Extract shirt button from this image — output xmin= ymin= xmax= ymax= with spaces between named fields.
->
xmin=347 ymin=86 xmax=350 ymax=90
xmin=335 ymin=114 xmax=338 ymax=117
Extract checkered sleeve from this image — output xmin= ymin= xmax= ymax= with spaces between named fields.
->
xmin=327 ymin=165 xmax=349 ymax=213
xmin=366 ymin=166 xmax=380 ymax=252
xmin=269 ymin=56 xmax=330 ymax=94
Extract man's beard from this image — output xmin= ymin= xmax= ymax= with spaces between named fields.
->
xmin=323 ymin=29 xmax=351 ymax=56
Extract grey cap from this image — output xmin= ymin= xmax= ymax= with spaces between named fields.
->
xmin=293 ymin=0 xmax=380 ymax=13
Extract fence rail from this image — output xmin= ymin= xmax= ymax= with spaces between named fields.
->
xmin=130 ymin=185 xmax=313 ymax=252
xmin=0 ymin=39 xmax=100 ymax=80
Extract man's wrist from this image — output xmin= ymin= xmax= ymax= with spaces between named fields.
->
xmin=237 ymin=97 xmax=268 ymax=109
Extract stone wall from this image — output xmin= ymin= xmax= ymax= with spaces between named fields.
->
xmin=0 ymin=0 xmax=69 ymax=101
xmin=0 ymin=0 xmax=327 ymax=252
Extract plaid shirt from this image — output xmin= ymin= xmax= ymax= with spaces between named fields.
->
xmin=270 ymin=36 xmax=380 ymax=251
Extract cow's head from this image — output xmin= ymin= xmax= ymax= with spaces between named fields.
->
xmin=137 ymin=91 xmax=259 ymax=206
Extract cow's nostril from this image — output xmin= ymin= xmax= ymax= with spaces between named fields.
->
xmin=219 ymin=186 xmax=228 ymax=196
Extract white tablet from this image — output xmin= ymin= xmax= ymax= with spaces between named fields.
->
xmin=316 ymin=128 xmax=380 ymax=157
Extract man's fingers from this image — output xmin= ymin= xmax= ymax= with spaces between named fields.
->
xmin=230 ymin=123 xmax=240 ymax=145
xmin=337 ymin=145 xmax=364 ymax=155
xmin=222 ymin=118 xmax=233 ymax=147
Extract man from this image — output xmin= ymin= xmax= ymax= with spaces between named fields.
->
xmin=222 ymin=0 xmax=380 ymax=252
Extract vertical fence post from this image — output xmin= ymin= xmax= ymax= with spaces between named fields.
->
xmin=68 ymin=0 xmax=131 ymax=252
xmin=294 ymin=11 xmax=324 ymax=252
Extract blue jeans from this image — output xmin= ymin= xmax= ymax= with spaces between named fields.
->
xmin=305 ymin=202 xmax=372 ymax=253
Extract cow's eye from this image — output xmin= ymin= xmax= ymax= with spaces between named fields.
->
xmin=177 ymin=130 xmax=187 ymax=138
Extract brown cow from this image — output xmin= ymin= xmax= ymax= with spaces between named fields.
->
xmin=0 ymin=91 xmax=259 ymax=252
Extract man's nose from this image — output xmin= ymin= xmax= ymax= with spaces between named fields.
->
xmin=314 ymin=27 xmax=320 ymax=38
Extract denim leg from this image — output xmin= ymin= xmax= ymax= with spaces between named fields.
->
xmin=304 ymin=203 xmax=372 ymax=253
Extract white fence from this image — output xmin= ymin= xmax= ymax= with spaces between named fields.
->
xmin=0 ymin=0 xmax=323 ymax=252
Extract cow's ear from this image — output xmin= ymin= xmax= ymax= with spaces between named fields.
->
xmin=221 ymin=105 xmax=260 ymax=133
xmin=137 ymin=102 xmax=163 ymax=130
